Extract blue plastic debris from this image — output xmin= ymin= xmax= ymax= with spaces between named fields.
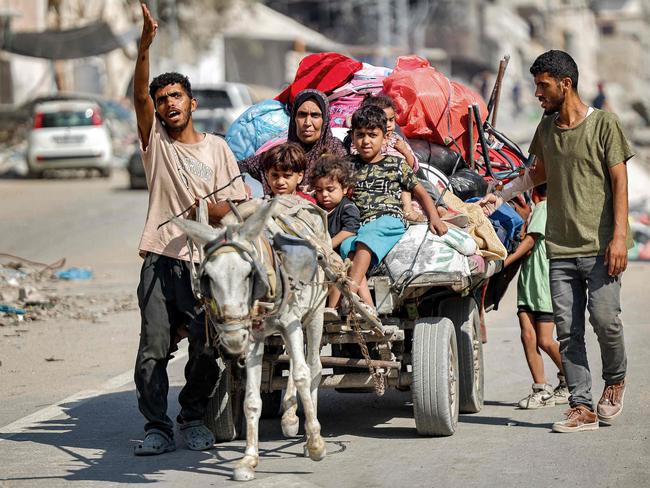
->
xmin=0 ymin=304 xmax=26 ymax=315
xmin=54 ymin=267 xmax=93 ymax=280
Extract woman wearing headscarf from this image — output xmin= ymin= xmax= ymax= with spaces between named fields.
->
xmin=238 ymin=89 xmax=347 ymax=193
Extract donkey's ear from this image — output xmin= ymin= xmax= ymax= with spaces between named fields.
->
xmin=238 ymin=198 xmax=278 ymax=241
xmin=171 ymin=217 xmax=224 ymax=246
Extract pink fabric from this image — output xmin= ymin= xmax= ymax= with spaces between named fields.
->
xmin=328 ymin=63 xmax=392 ymax=128
xmin=255 ymin=134 xmax=287 ymax=156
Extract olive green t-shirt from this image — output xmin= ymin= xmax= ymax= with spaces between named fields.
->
xmin=528 ymin=109 xmax=634 ymax=259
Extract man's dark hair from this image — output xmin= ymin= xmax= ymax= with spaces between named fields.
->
xmin=310 ymin=156 xmax=356 ymax=188
xmin=350 ymin=105 xmax=387 ymax=134
xmin=529 ymin=50 xmax=579 ymax=90
xmin=535 ymin=183 xmax=548 ymax=197
xmin=361 ymin=94 xmax=395 ymax=111
xmin=261 ymin=142 xmax=307 ymax=173
xmin=149 ymin=72 xmax=193 ymax=101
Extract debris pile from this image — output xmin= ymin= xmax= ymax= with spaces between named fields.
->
xmin=0 ymin=256 xmax=137 ymax=328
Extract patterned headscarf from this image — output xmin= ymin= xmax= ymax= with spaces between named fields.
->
xmin=287 ymin=89 xmax=346 ymax=172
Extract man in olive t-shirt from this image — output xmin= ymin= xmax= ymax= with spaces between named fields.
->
xmin=480 ymin=50 xmax=632 ymax=433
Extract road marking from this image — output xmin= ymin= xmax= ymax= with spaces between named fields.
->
xmin=0 ymin=348 xmax=188 ymax=441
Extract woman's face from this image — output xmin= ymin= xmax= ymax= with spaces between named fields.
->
xmin=295 ymin=100 xmax=323 ymax=145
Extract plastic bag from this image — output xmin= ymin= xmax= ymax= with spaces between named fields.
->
xmin=408 ymin=138 xmax=467 ymax=176
xmin=226 ymin=100 xmax=290 ymax=161
xmin=383 ymin=55 xmax=487 ymax=162
xmin=448 ymin=169 xmax=488 ymax=201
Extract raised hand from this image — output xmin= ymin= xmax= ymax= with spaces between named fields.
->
xmin=140 ymin=3 xmax=158 ymax=51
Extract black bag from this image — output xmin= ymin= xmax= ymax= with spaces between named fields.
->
xmin=448 ymin=169 xmax=488 ymax=201
xmin=408 ymin=138 xmax=467 ymax=176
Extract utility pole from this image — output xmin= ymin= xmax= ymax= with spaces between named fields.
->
xmin=395 ymin=0 xmax=409 ymax=55
xmin=377 ymin=0 xmax=391 ymax=66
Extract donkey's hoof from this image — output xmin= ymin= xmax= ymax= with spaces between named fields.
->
xmin=233 ymin=464 xmax=256 ymax=482
xmin=306 ymin=436 xmax=326 ymax=462
xmin=281 ymin=417 xmax=300 ymax=438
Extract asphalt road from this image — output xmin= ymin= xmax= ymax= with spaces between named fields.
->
xmin=1 ymin=171 xmax=649 ymax=487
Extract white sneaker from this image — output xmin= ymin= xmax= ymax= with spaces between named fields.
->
xmin=552 ymin=383 xmax=570 ymax=405
xmin=517 ymin=383 xmax=555 ymax=409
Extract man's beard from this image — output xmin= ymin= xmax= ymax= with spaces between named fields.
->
xmin=542 ymin=93 xmax=564 ymax=116
xmin=166 ymin=115 xmax=190 ymax=133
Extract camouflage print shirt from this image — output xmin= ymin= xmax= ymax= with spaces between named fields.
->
xmin=350 ymin=155 xmax=419 ymax=225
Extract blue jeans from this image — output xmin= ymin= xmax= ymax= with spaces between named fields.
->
xmin=550 ymin=256 xmax=627 ymax=410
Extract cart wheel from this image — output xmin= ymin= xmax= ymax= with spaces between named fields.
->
xmin=439 ymin=296 xmax=484 ymax=413
xmin=412 ymin=317 xmax=459 ymax=436
xmin=260 ymin=390 xmax=282 ymax=418
xmin=204 ymin=359 xmax=244 ymax=442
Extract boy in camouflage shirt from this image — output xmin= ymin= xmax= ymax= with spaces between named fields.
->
xmin=340 ymin=105 xmax=448 ymax=314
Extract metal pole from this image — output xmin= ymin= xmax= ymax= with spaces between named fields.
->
xmin=396 ymin=0 xmax=409 ymax=54
xmin=377 ymin=0 xmax=391 ymax=65
xmin=467 ymin=105 xmax=474 ymax=169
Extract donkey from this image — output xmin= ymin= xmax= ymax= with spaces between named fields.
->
xmin=173 ymin=198 xmax=328 ymax=481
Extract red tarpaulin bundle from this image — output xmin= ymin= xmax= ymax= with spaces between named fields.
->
xmin=276 ymin=52 xmax=363 ymax=105
xmin=383 ymin=55 xmax=488 ymax=162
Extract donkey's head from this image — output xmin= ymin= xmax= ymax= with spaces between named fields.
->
xmin=173 ymin=200 xmax=276 ymax=357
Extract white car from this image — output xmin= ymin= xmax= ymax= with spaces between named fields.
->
xmin=26 ymin=99 xmax=113 ymax=178
xmin=192 ymin=82 xmax=253 ymax=134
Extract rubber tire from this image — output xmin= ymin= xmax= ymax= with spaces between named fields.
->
xmin=260 ymin=390 xmax=282 ymax=419
xmin=203 ymin=359 xmax=244 ymax=442
xmin=439 ymin=296 xmax=484 ymax=414
xmin=411 ymin=317 xmax=459 ymax=436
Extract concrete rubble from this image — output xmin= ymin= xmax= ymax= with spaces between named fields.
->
xmin=0 ymin=260 xmax=137 ymax=329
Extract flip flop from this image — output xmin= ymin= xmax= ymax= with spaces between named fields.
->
xmin=179 ymin=420 xmax=215 ymax=451
xmin=134 ymin=429 xmax=176 ymax=456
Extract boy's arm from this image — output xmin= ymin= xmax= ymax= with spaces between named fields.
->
xmin=393 ymin=138 xmax=415 ymax=168
xmin=411 ymin=183 xmax=448 ymax=235
xmin=504 ymin=234 xmax=536 ymax=267
xmin=605 ymin=162 xmax=629 ymax=276
xmin=134 ymin=3 xmax=157 ymax=150
xmin=331 ymin=230 xmax=355 ymax=250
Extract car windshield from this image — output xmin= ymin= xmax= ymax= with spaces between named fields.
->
xmin=193 ymin=89 xmax=233 ymax=109
xmin=40 ymin=109 xmax=96 ymax=128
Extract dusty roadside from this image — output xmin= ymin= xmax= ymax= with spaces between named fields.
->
xmin=0 ymin=171 xmax=146 ymax=426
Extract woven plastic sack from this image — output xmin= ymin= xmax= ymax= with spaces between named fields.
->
xmin=276 ymin=52 xmax=362 ymax=105
xmin=383 ymin=55 xmax=487 ymax=162
xmin=225 ymin=100 xmax=290 ymax=161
